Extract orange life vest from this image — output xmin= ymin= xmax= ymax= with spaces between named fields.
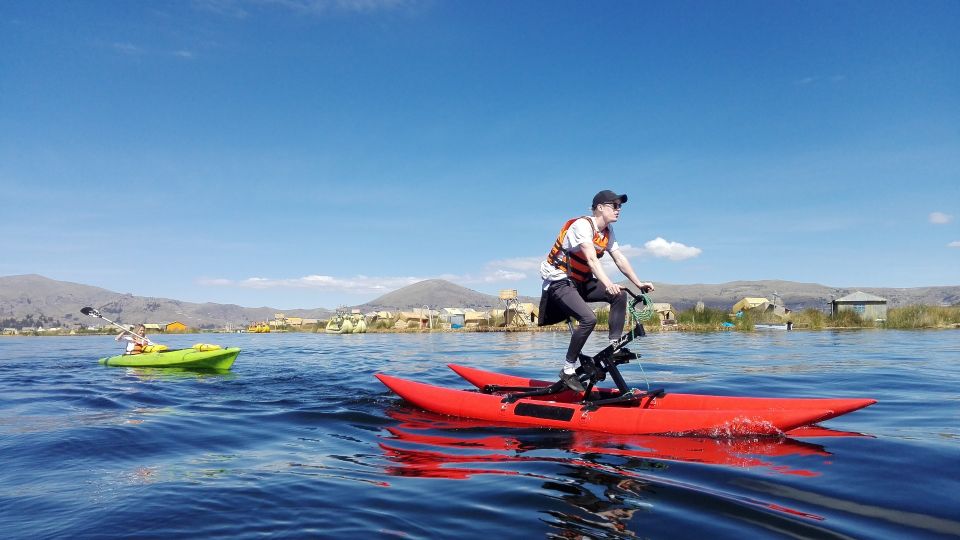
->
xmin=125 ymin=335 xmax=145 ymax=355
xmin=546 ymin=216 xmax=610 ymax=282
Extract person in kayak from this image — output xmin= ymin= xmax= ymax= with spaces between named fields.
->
xmin=539 ymin=190 xmax=654 ymax=392
xmin=116 ymin=324 xmax=148 ymax=355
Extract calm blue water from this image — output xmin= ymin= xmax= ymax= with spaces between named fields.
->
xmin=2 ymin=330 xmax=959 ymax=539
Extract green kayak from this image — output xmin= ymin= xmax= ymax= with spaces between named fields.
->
xmin=99 ymin=347 xmax=241 ymax=369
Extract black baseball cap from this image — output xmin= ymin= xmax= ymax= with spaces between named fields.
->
xmin=592 ymin=190 xmax=628 ymax=208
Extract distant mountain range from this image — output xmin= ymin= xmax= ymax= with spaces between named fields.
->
xmin=649 ymin=280 xmax=960 ymax=312
xmin=353 ymin=279 xmax=540 ymax=311
xmin=0 ymin=274 xmax=332 ymax=329
xmin=1 ymin=274 xmax=958 ymax=329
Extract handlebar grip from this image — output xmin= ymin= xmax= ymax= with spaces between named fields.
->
xmin=625 ymin=288 xmax=651 ymax=308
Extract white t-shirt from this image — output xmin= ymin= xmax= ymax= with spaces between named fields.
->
xmin=118 ymin=334 xmax=136 ymax=353
xmin=118 ymin=333 xmax=147 ymax=353
xmin=540 ymin=217 xmax=619 ymax=286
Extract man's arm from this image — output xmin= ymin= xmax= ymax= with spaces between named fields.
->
xmin=579 ymin=243 xmax=622 ymax=295
xmin=611 ymin=250 xmax=655 ymax=292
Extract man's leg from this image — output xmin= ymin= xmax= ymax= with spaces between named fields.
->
xmin=549 ymin=280 xmax=597 ymax=363
xmin=581 ymin=279 xmax=628 ymax=341
xmin=547 ymin=280 xmax=596 ymax=391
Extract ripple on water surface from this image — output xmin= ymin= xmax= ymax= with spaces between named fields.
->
xmin=1 ymin=331 xmax=959 ymax=538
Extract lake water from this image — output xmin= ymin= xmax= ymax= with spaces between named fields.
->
xmin=2 ymin=329 xmax=959 ymax=539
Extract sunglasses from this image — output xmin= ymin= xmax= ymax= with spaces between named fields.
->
xmin=604 ymin=202 xmax=622 ymax=210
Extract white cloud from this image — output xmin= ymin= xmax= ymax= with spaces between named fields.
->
xmin=612 ymin=244 xmax=644 ymax=258
xmin=595 ymin=240 xmax=699 ymax=275
xmin=929 ymin=212 xmax=953 ymax=224
xmin=485 ymin=256 xmax=542 ymax=272
xmin=197 ymin=278 xmax=233 ymax=286
xmin=199 ymin=274 xmax=423 ymax=293
xmin=196 ymin=242 xmax=704 ymax=296
xmin=948 ymin=241 xmax=960 ymax=248
xmin=630 ymin=237 xmax=702 ymax=261
xmin=439 ymin=257 xmax=542 ymax=284
xmin=198 ymin=263 xmax=533 ymax=295
xmin=436 ymin=269 xmax=528 ymax=283
xmin=490 ymin=269 xmax=526 ymax=281
xmin=174 ymin=50 xmax=195 ymax=59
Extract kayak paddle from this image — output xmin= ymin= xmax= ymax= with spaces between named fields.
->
xmin=81 ymin=306 xmax=157 ymax=345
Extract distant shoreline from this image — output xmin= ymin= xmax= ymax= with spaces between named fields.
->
xmin=5 ymin=320 xmax=959 ymax=338
xmin=4 ymin=274 xmax=959 ymax=333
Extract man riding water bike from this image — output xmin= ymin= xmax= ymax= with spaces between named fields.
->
xmin=538 ymin=190 xmax=654 ymax=392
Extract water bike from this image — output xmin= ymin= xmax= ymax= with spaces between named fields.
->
xmin=376 ymin=290 xmax=875 ymax=436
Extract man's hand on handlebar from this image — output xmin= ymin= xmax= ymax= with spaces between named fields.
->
xmin=605 ymin=283 xmax=622 ymax=296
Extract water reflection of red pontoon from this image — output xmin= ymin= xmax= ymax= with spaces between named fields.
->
xmin=379 ymin=408 xmax=873 ymax=527
xmin=380 ymin=408 xmax=870 ymax=480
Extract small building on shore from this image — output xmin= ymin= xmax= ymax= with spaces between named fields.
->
xmin=463 ymin=310 xmax=491 ymax=328
xmin=395 ymin=309 xmax=437 ymax=329
xmin=731 ymin=297 xmax=770 ymax=314
xmin=652 ymin=303 xmax=676 ymax=324
xmin=165 ymin=321 xmax=188 ymax=333
xmin=439 ymin=308 xmax=466 ymax=325
xmin=502 ymin=302 xmax=537 ymax=327
xmin=832 ymin=291 xmax=888 ymax=321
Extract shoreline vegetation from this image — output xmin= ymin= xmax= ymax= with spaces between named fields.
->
xmin=673 ymin=305 xmax=960 ymax=331
xmin=5 ymin=305 xmax=959 ymax=337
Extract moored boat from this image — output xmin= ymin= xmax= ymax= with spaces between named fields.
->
xmin=755 ymin=323 xmax=791 ymax=330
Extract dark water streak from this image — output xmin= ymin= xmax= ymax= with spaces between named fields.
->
xmin=1 ymin=330 xmax=959 ymax=539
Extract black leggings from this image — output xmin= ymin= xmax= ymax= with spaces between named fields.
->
xmin=546 ymin=278 xmax=628 ymax=363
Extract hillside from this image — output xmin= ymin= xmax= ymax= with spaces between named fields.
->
xmin=651 ymin=280 xmax=836 ymax=311
xmin=356 ymin=279 xmax=539 ymax=311
xmin=0 ymin=274 xmax=331 ymax=329
xmin=2 ymin=274 xmax=958 ymax=330
xmin=650 ymin=280 xmax=960 ymax=311
xmin=355 ymin=278 xmax=960 ymax=312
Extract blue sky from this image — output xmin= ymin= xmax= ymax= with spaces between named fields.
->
xmin=1 ymin=0 xmax=957 ymax=309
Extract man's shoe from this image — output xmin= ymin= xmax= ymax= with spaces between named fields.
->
xmin=559 ymin=369 xmax=586 ymax=393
